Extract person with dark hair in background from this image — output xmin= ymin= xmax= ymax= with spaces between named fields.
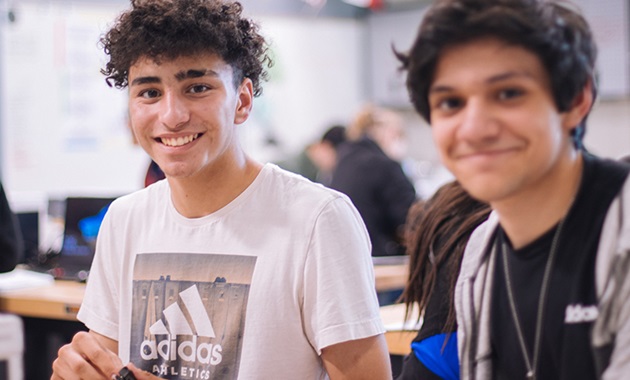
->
xmin=309 ymin=124 xmax=347 ymax=185
xmin=0 ymin=183 xmax=23 ymax=273
xmin=277 ymin=124 xmax=346 ymax=186
xmin=51 ymin=1 xmax=391 ymax=379
xmin=398 ymin=0 xmax=630 ymax=378
xmin=331 ymin=104 xmax=417 ymax=257
xmin=397 ymin=181 xmax=489 ymax=380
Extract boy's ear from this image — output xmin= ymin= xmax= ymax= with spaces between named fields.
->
xmin=234 ymin=78 xmax=254 ymax=125
xmin=561 ymin=80 xmax=594 ymax=132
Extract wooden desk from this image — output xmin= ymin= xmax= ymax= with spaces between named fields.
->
xmin=373 ymin=263 xmax=408 ymax=293
xmin=0 ymin=261 xmax=410 ymax=372
xmin=0 ymin=280 xmax=84 ymax=321
xmin=379 ymin=302 xmax=421 ymax=356
xmin=0 ymin=273 xmax=415 ymax=359
xmin=0 ymin=280 xmax=87 ymax=379
xmin=0 ymin=264 xmax=408 ymax=321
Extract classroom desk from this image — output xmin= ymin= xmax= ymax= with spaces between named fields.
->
xmin=379 ymin=302 xmax=421 ymax=356
xmin=0 ymin=279 xmax=87 ymax=379
xmin=0 ymin=263 xmax=409 ymax=321
xmin=373 ymin=263 xmax=408 ymax=293
xmin=0 ymin=280 xmax=84 ymax=321
xmin=0 ymin=264 xmax=412 ymax=361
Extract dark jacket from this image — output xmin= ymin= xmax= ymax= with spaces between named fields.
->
xmin=0 ymin=183 xmax=22 ymax=272
xmin=330 ymin=137 xmax=416 ymax=256
xmin=456 ymin=175 xmax=630 ymax=380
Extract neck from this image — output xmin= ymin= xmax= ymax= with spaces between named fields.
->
xmin=493 ymin=152 xmax=583 ymax=249
xmin=167 ymin=152 xmax=262 ymax=218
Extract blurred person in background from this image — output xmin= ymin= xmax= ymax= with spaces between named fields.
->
xmin=330 ymin=104 xmax=417 ymax=257
xmin=277 ymin=124 xmax=346 ymax=186
xmin=0 ymin=182 xmax=23 ymax=273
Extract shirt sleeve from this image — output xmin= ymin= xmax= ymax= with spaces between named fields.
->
xmin=301 ymin=195 xmax=386 ymax=354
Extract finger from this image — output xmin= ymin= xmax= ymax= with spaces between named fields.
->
xmin=76 ymin=332 xmax=123 ymax=374
xmin=51 ymin=332 xmax=130 ymax=380
xmin=51 ymin=340 xmax=107 ymax=380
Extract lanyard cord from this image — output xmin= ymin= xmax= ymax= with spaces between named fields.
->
xmin=500 ymin=218 xmax=566 ymax=380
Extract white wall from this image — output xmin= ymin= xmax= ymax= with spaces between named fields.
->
xmin=366 ymin=8 xmax=426 ymax=108
xmin=240 ymin=15 xmax=365 ymax=163
xmin=574 ymin=0 xmax=630 ymax=99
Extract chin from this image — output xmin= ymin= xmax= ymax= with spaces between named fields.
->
xmin=457 ymin=177 xmax=506 ymax=204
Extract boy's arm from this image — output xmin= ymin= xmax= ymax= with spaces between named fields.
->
xmin=321 ymin=334 xmax=393 ymax=380
xmin=602 ymin=259 xmax=630 ymax=379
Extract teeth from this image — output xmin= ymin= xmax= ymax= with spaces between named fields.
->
xmin=161 ymin=133 xmax=199 ymax=147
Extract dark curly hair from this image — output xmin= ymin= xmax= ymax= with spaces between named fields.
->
xmin=100 ymin=0 xmax=272 ymax=96
xmin=396 ymin=0 xmax=597 ymax=149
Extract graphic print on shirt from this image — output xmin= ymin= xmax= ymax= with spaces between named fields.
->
xmin=130 ymin=253 xmax=257 ymax=379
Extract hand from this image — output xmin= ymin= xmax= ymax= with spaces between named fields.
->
xmin=126 ymin=363 xmax=164 ymax=380
xmin=51 ymin=331 xmax=123 ymax=380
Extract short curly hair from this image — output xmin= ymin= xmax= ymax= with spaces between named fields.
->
xmin=396 ymin=0 xmax=597 ymax=148
xmin=100 ymin=0 xmax=272 ymax=96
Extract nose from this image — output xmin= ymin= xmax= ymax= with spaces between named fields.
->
xmin=457 ymin=98 xmax=500 ymax=144
xmin=159 ymin=92 xmax=190 ymax=130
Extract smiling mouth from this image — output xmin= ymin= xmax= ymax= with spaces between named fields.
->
xmin=159 ymin=133 xmax=201 ymax=147
xmin=457 ymin=147 xmax=517 ymax=159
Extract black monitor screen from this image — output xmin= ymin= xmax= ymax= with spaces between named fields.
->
xmin=60 ymin=197 xmax=115 ymax=264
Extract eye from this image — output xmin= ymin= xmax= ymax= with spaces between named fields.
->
xmin=434 ymin=97 xmax=464 ymax=112
xmin=497 ymin=88 xmax=524 ymax=101
xmin=188 ymin=84 xmax=211 ymax=94
xmin=139 ymin=89 xmax=161 ymax=99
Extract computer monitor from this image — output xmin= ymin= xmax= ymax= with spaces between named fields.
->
xmin=54 ymin=196 xmax=116 ymax=281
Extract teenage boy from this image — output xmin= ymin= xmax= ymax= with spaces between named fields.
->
xmin=51 ymin=1 xmax=391 ymax=379
xmin=398 ymin=0 xmax=630 ymax=379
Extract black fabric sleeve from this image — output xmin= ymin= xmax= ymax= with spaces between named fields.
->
xmin=0 ymin=183 xmax=22 ymax=272
xmin=396 ymin=350 xmax=444 ymax=380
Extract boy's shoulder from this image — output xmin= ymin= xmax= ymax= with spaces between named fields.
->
xmin=107 ymin=179 xmax=169 ymax=215
xmin=262 ymin=163 xmax=349 ymax=203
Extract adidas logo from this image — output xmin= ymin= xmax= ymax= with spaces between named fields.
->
xmin=149 ymin=284 xmax=216 ymax=338
xmin=564 ymin=304 xmax=598 ymax=324
xmin=140 ymin=284 xmax=223 ymax=365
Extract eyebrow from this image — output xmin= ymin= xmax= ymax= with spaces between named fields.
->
xmin=174 ymin=69 xmax=219 ymax=81
xmin=429 ymin=70 xmax=535 ymax=94
xmin=130 ymin=69 xmax=220 ymax=86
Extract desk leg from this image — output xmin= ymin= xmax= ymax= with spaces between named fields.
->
xmin=22 ymin=317 xmax=87 ymax=380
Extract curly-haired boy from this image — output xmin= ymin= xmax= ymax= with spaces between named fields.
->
xmin=52 ymin=1 xmax=391 ymax=379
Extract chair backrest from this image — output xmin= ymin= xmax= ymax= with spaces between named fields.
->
xmin=0 ymin=313 xmax=23 ymax=380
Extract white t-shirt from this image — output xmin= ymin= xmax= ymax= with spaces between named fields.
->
xmin=77 ymin=164 xmax=385 ymax=379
